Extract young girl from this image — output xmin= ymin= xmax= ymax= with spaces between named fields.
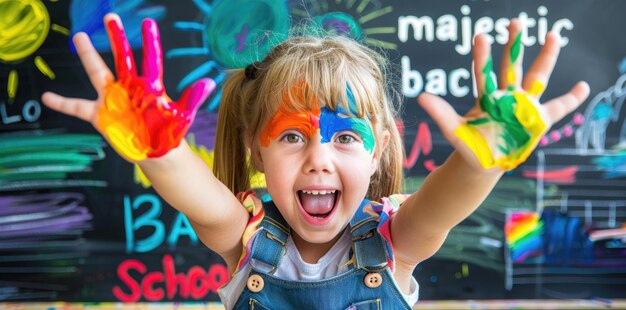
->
xmin=42 ymin=13 xmax=589 ymax=309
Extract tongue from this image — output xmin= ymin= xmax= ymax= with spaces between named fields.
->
xmin=300 ymin=193 xmax=335 ymax=215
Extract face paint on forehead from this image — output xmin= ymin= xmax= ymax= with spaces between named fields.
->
xmin=259 ymin=106 xmax=320 ymax=147
xmin=319 ymin=86 xmax=375 ymax=153
xmin=258 ymin=84 xmax=375 ymax=153
xmin=319 ymin=107 xmax=375 ymax=153
xmin=259 ymin=82 xmax=320 ymax=147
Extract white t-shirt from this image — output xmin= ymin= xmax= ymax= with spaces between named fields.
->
xmin=218 ymin=229 xmax=419 ymax=309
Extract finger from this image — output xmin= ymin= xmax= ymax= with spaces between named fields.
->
xmin=141 ymin=18 xmax=164 ymax=92
xmin=542 ymin=81 xmax=590 ymax=125
xmin=522 ymin=32 xmax=561 ymax=98
xmin=104 ymin=13 xmax=137 ymax=80
xmin=499 ymin=19 xmax=523 ymax=89
xmin=73 ymin=32 xmax=114 ymax=94
xmin=417 ymin=92 xmax=463 ymax=142
xmin=41 ymin=92 xmax=98 ymax=123
xmin=472 ymin=34 xmax=495 ymax=97
xmin=178 ymin=78 xmax=216 ymax=119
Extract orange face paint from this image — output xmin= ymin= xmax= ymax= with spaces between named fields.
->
xmin=260 ymin=82 xmax=319 ymax=147
xmin=259 ymin=106 xmax=320 ymax=147
xmin=259 ymin=84 xmax=376 ymax=152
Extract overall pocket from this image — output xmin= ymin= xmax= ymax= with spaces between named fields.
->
xmin=345 ymin=299 xmax=381 ymax=310
xmin=248 ymin=298 xmax=271 ymax=310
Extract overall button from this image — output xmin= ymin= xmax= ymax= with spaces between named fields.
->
xmin=247 ymin=274 xmax=264 ymax=293
xmin=364 ymin=272 xmax=383 ymax=288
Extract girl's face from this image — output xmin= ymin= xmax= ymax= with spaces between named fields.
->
xmin=257 ymin=101 xmax=383 ymax=247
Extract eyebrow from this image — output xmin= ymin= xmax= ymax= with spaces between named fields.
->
xmin=319 ymin=107 xmax=375 ymax=153
xmin=259 ymin=107 xmax=320 ymax=147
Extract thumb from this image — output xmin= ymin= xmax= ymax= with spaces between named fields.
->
xmin=543 ymin=81 xmax=590 ymax=125
xmin=41 ymin=91 xmax=98 ymax=123
xmin=417 ymin=92 xmax=463 ymax=136
xmin=178 ymin=78 xmax=216 ymax=118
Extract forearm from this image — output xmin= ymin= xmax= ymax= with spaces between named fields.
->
xmin=401 ymin=151 xmax=503 ymax=236
xmin=138 ymin=140 xmax=246 ymax=227
xmin=137 ymin=140 xmax=247 ymax=267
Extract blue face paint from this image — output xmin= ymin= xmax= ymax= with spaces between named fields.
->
xmin=345 ymin=86 xmax=358 ymax=114
xmin=262 ymin=84 xmax=375 ymax=152
xmin=319 ymin=107 xmax=375 ymax=153
xmin=318 ymin=86 xmax=375 ymax=153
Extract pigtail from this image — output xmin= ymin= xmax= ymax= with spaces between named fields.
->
xmin=214 ymin=70 xmax=252 ymax=194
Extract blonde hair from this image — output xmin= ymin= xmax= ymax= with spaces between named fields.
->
xmin=214 ymin=35 xmax=403 ymax=201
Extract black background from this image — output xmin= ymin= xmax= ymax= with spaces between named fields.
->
xmin=1 ymin=0 xmax=625 ymax=302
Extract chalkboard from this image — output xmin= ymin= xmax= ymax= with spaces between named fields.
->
xmin=1 ymin=0 xmax=625 ymax=303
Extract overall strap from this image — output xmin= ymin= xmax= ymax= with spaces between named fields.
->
xmin=249 ymin=200 xmax=289 ymax=273
xmin=349 ymin=199 xmax=389 ymax=272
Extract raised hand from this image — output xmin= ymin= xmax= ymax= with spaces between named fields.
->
xmin=418 ymin=19 xmax=590 ymax=171
xmin=42 ymin=14 xmax=215 ymax=162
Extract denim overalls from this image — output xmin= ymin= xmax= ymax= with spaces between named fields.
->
xmin=232 ymin=199 xmax=412 ymax=309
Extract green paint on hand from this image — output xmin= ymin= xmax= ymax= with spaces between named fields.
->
xmin=510 ymin=33 xmax=523 ymax=64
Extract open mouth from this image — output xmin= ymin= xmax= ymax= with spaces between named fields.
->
xmin=297 ymin=189 xmax=340 ymax=224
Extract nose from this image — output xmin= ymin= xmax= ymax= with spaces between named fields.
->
xmin=302 ymin=133 xmax=335 ymax=174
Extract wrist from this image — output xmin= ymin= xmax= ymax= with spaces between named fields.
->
xmin=138 ymin=139 xmax=190 ymax=169
xmin=449 ymin=150 xmax=505 ymax=178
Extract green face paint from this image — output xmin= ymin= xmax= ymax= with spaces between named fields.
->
xmin=319 ymin=107 xmax=375 ymax=153
xmin=260 ymin=84 xmax=375 ymax=153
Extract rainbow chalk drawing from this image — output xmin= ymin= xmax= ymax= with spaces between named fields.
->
xmin=454 ymin=33 xmax=547 ymax=170
xmin=96 ymin=18 xmax=215 ymax=162
xmin=506 ymin=211 xmax=544 ymax=263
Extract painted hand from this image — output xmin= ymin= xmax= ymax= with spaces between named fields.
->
xmin=418 ymin=19 xmax=589 ymax=171
xmin=42 ymin=14 xmax=215 ymax=162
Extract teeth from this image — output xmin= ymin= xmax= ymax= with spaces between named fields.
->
xmin=301 ymin=190 xmax=336 ymax=195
